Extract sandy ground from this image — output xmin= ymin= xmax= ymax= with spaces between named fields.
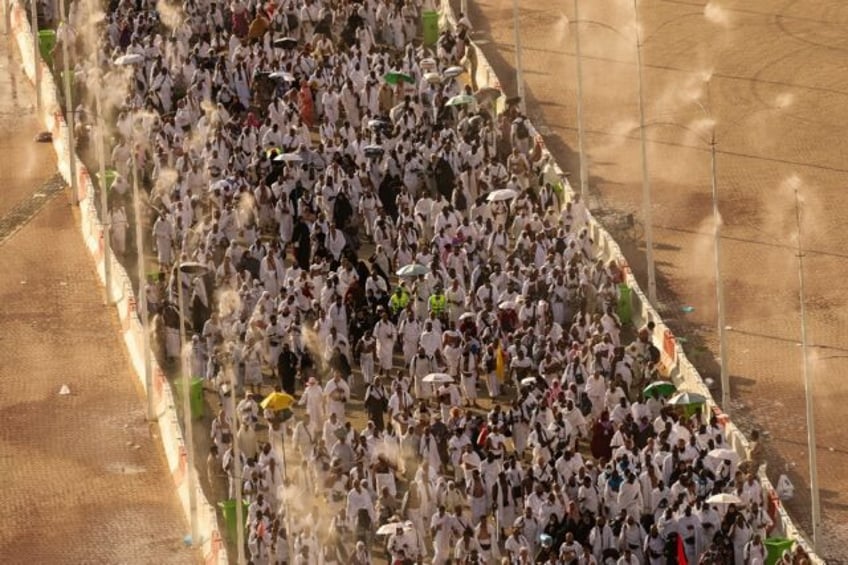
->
xmin=0 ymin=23 xmax=197 ymax=565
xmin=463 ymin=0 xmax=848 ymax=560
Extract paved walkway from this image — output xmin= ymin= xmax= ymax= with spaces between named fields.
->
xmin=0 ymin=26 xmax=196 ymax=565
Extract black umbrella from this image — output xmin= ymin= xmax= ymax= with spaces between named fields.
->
xmin=273 ymin=37 xmax=298 ymax=50
xmin=364 ymin=145 xmax=385 ymax=158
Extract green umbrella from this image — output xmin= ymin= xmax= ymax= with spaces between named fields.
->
xmin=643 ymin=381 xmax=676 ymax=398
xmin=446 ymin=94 xmax=476 ymax=107
xmin=668 ymin=391 xmax=707 ymax=406
xmin=383 ymin=71 xmax=414 ymax=85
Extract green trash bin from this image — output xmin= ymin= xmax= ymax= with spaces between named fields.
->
xmin=38 ymin=30 xmax=56 ymax=67
xmin=175 ymin=377 xmax=205 ymax=420
xmin=617 ymin=283 xmax=632 ymax=325
xmin=96 ymin=169 xmax=118 ymax=192
xmin=422 ymin=11 xmax=439 ymax=47
xmin=218 ymin=499 xmax=249 ymax=543
xmin=765 ymin=537 xmax=794 ymax=565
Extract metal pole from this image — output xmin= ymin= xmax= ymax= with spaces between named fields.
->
xmin=633 ymin=0 xmax=656 ymax=305
xmin=131 ymin=146 xmax=154 ymax=421
xmin=281 ymin=429 xmax=292 ymax=564
xmin=710 ymin=135 xmax=730 ymax=413
xmin=58 ymin=4 xmax=77 ymax=205
xmin=4 ymin=0 xmax=11 ymax=36
xmin=460 ymin=0 xmax=468 ymax=22
xmin=793 ymin=186 xmax=821 ymax=550
xmin=573 ymin=0 xmax=588 ymax=202
xmin=95 ymin=87 xmax=113 ymax=303
xmin=512 ymin=0 xmax=525 ymax=113
xmin=228 ymin=366 xmax=246 ymax=565
xmin=177 ymin=269 xmax=199 ymax=546
xmin=30 ymin=0 xmax=41 ymax=112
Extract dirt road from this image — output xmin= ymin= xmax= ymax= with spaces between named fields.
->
xmin=465 ymin=0 xmax=848 ymax=560
xmin=0 ymin=23 xmax=195 ymax=565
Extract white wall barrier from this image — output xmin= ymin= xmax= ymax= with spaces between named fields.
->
xmin=8 ymin=2 xmax=226 ymax=562
xmin=440 ymin=1 xmax=822 ymax=561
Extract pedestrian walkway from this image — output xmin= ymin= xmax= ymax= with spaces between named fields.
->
xmin=0 ymin=27 xmax=196 ymax=565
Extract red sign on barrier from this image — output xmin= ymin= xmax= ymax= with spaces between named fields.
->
xmin=95 ymin=230 xmax=104 ymax=261
xmin=204 ymin=530 xmax=222 ymax=564
xmin=153 ymin=368 xmax=165 ymax=404
xmin=173 ymin=445 xmax=187 ymax=486
xmin=79 ymin=168 xmax=90 ymax=200
xmin=766 ymin=489 xmax=780 ymax=535
xmin=122 ymin=297 xmax=135 ymax=331
xmin=663 ymin=329 xmax=676 ymax=364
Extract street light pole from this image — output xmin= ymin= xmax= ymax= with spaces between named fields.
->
xmin=130 ymin=141 xmax=153 ymax=421
xmin=793 ymin=185 xmax=821 ymax=550
xmin=633 ymin=0 xmax=657 ymax=305
xmin=710 ymin=132 xmax=730 ymax=412
xmin=4 ymin=0 xmax=11 ymax=36
xmin=176 ymin=264 xmax=199 ymax=546
xmin=512 ymin=0 xmax=525 ymax=113
xmin=225 ymin=360 xmax=247 ymax=564
xmin=698 ymin=82 xmax=731 ymax=414
xmin=30 ymin=0 xmax=41 ymax=112
xmin=94 ymin=84 xmax=113 ymax=303
xmin=573 ymin=0 xmax=588 ymax=203
xmin=57 ymin=3 xmax=77 ymax=206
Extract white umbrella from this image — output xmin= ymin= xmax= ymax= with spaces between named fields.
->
xmin=707 ymin=448 xmax=739 ymax=462
xmin=396 ymin=263 xmax=429 ymax=277
xmin=390 ymin=103 xmax=406 ymax=123
xmin=459 ymin=312 xmax=476 ymax=321
xmin=273 ymin=153 xmax=303 ymax=163
xmin=704 ymin=448 xmax=741 ymax=473
xmin=423 ymin=373 xmax=454 ymax=384
xmin=368 ymin=119 xmax=390 ymax=130
xmin=498 ymin=301 xmax=517 ymax=310
xmin=520 ymin=376 xmax=539 ymax=387
xmin=423 ymin=72 xmax=442 ymax=84
xmin=487 ymin=188 xmax=519 ymax=202
xmin=376 ymin=521 xmax=413 ymax=535
xmin=420 ymin=57 xmax=437 ymax=72
xmin=706 ymin=493 xmax=742 ymax=505
xmin=114 ymin=53 xmax=144 ymax=66
xmin=443 ymin=66 xmax=464 ymax=79
xmin=269 ymin=71 xmax=296 ymax=82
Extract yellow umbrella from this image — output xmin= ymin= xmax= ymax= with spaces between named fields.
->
xmin=260 ymin=391 xmax=295 ymax=411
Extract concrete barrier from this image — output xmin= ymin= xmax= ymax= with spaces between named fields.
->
xmin=7 ymin=2 xmax=226 ymax=563
xmin=439 ymin=1 xmax=822 ymax=561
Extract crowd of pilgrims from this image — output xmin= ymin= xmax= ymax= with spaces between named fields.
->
xmin=66 ymin=0 xmax=811 ymax=561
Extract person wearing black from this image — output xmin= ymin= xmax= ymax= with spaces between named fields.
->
xmin=363 ymin=377 xmax=388 ymax=432
xmin=291 ymin=217 xmax=311 ymax=270
xmin=277 ymin=342 xmax=299 ymax=394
